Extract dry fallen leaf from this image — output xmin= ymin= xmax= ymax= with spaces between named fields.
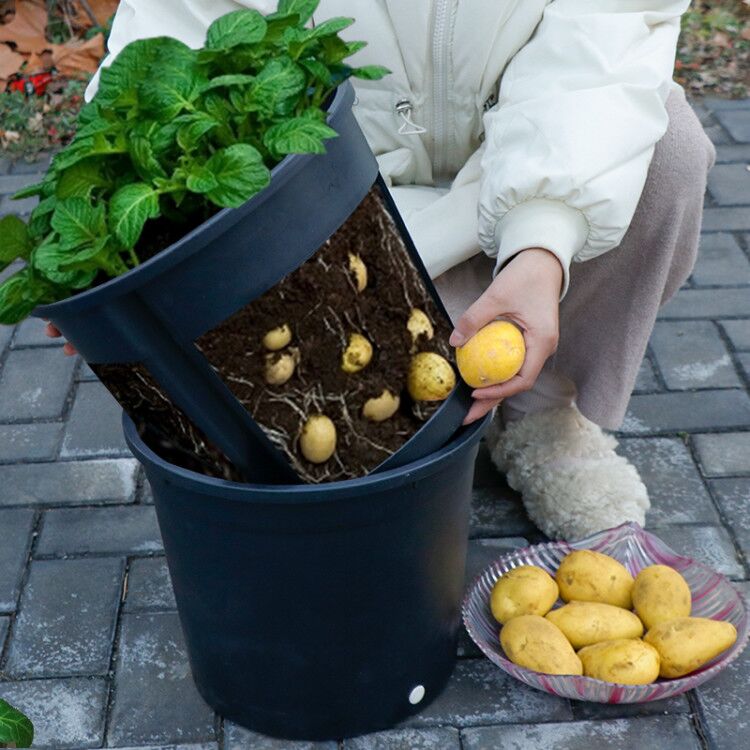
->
xmin=0 ymin=38 xmax=23 ymax=80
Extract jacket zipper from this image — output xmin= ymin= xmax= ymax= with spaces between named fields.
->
xmin=431 ymin=0 xmax=455 ymax=183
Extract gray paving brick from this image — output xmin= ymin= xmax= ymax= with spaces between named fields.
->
xmin=0 ymin=615 xmax=8 ymax=652
xmin=634 ymin=357 xmax=659 ymax=392
xmin=738 ymin=352 xmax=750 ymax=380
xmin=692 ymin=233 xmax=750 ymax=285
xmin=11 ymin=317 xmax=63 ymax=348
xmin=110 ymin=745 xmax=218 ymax=750
xmin=695 ymin=581 xmax=750 ymax=750
xmin=0 ymin=458 xmax=138 ymax=506
xmin=0 ymin=259 xmax=24 ymax=285
xmin=659 ymin=287 xmax=750 ymax=319
xmin=460 ymin=715 xmax=700 ymax=750
xmin=649 ymin=320 xmax=739 ymax=389
xmin=617 ymin=438 xmax=720 ymax=526
xmin=707 ymin=164 xmax=750 ymax=206
xmin=343 ymin=727 xmax=460 ymax=749
xmin=0 ymin=173 xmax=43 ymax=196
xmin=108 ymin=612 xmax=215 ymax=747
xmin=0 ymin=193 xmax=38 ymax=217
xmin=77 ymin=359 xmax=99 ymax=381
xmin=61 ymin=380 xmax=129 ymax=458
xmin=703 ymin=123 xmax=731 ymax=146
xmin=721 ymin=319 xmax=750 ymax=350
xmin=399 ymin=659 xmax=571 ymax=728
xmin=225 ymin=723 xmax=337 ymax=749
xmin=705 ymin=98 xmax=750 ymax=112
xmin=694 ymin=432 xmax=750 ymax=476
xmin=5 ymin=557 xmax=123 ymax=677
xmin=123 ymin=557 xmax=176 ymax=612
xmin=37 ymin=505 xmax=162 ymax=556
xmin=10 ymin=154 xmax=50 ymax=174
xmin=470 ymin=487 xmax=535 ymax=538
xmin=0 ymin=347 xmax=76 ymax=421
xmin=710 ymin=479 xmax=750 ymax=560
xmin=0 ymin=323 xmax=13 ymax=352
xmin=715 ymin=109 xmax=750 ymax=143
xmin=715 ymin=144 xmax=750 ymax=163
xmin=572 ymin=694 xmax=690 ymax=720
xmin=0 ymin=508 xmax=35 ymax=611
xmin=701 ymin=207 xmax=750 ymax=233
xmin=0 ymin=677 xmax=108 ymax=750
xmin=652 ymin=524 xmax=744 ymax=579
xmin=0 ymin=422 xmax=62 ymax=462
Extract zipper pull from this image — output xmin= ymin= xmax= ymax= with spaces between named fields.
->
xmin=395 ymin=99 xmax=427 ymax=136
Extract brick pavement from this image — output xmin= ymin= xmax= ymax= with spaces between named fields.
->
xmin=0 ymin=99 xmax=749 ymax=748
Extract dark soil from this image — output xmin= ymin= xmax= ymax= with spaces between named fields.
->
xmin=197 ymin=185 xmax=454 ymax=483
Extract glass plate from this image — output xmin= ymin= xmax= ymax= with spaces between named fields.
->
xmin=462 ymin=522 xmax=749 ymax=703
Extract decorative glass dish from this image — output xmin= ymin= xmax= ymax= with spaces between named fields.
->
xmin=462 ymin=522 xmax=749 ymax=703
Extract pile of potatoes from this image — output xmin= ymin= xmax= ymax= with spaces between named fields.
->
xmin=490 ymin=550 xmax=738 ymax=685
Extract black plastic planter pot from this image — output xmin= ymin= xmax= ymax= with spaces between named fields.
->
xmin=123 ymin=411 xmax=488 ymax=741
xmin=34 ymin=81 xmax=471 ymax=485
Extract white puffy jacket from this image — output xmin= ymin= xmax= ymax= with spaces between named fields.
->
xmin=87 ymin=0 xmax=688 ymax=295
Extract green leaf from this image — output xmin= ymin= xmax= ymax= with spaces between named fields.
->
xmin=263 ymin=116 xmax=337 ymax=158
xmin=12 ymin=179 xmax=47 ymax=200
xmin=199 ymin=74 xmax=256 ymax=93
xmin=109 ymin=183 xmax=161 ymax=248
xmin=277 ymin=0 xmax=319 ymax=25
xmin=302 ymin=17 xmax=354 ymax=41
xmin=0 ymin=216 xmax=31 ymax=266
xmin=138 ymin=70 xmax=200 ymax=122
xmin=206 ymin=9 xmax=268 ymax=50
xmin=56 ymin=160 xmax=111 ymax=199
xmin=28 ymin=197 xmax=56 ymax=241
xmin=344 ymin=40 xmax=367 ymax=57
xmin=176 ymin=114 xmax=220 ymax=152
xmin=0 ymin=698 xmax=34 ymax=748
xmin=351 ymin=65 xmax=391 ymax=80
xmin=52 ymin=135 xmax=127 ymax=173
xmin=299 ymin=58 xmax=332 ymax=85
xmin=33 ymin=238 xmax=98 ymax=288
xmin=186 ymin=165 xmax=219 ymax=194
xmin=51 ymin=198 xmax=107 ymax=252
xmin=58 ymin=236 xmax=110 ymax=270
xmin=129 ymin=137 xmax=167 ymax=181
xmin=202 ymin=144 xmax=270 ymax=208
xmin=0 ymin=270 xmax=41 ymax=327
xmin=247 ymin=58 xmax=306 ymax=117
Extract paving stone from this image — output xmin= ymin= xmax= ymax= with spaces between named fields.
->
xmin=0 ymin=347 xmax=76 ymax=421
xmin=622 ymin=390 xmax=750 ymax=435
xmin=705 ymin=98 xmax=750 ymax=111
xmin=5 ymin=557 xmax=124 ymax=677
xmin=652 ymin=524 xmax=744 ymax=579
xmin=694 ymin=581 xmax=750 ymax=750
xmin=701 ymin=207 xmax=750 ymax=233
xmin=0 ymin=323 xmax=13 ymax=352
xmin=225 ymin=723 xmax=337 ymax=749
xmin=0 ymin=193 xmax=38 ymax=217
xmin=707 ymin=164 xmax=750 ymax=206
xmin=11 ymin=317 xmax=63 ymax=348
xmin=343 ymin=727 xmax=460 ymax=749
xmin=0 ymin=614 xmax=8 ymax=652
xmin=123 ymin=557 xmax=176 ymax=612
xmin=0 ymin=259 xmax=24 ymax=285
xmin=709 ymin=479 xmax=750 ymax=560
xmin=721 ymin=319 xmax=750 ymax=350
xmin=111 ymin=745 xmax=218 ymax=750
xmin=715 ymin=109 xmax=750 ymax=142
xmin=469 ymin=487 xmax=536 ymax=538
xmin=715 ymin=144 xmax=750 ymax=163
xmin=617 ymin=438 xmax=719 ymax=526
xmin=693 ymin=432 xmax=750 ymax=476
xmin=0 ymin=677 xmax=108 ymax=750
xmin=0 ymin=422 xmax=62 ymax=462
xmin=634 ymin=357 xmax=659 ymax=392
xmin=460 ymin=715 xmax=701 ymax=750
xmin=702 ymin=123 xmax=731 ymax=146
xmin=61 ymin=380 xmax=129 ymax=458
xmin=659 ymin=287 xmax=750 ymax=318
xmin=400 ymin=659 xmax=571 ymax=728
xmin=692 ymin=233 xmax=750 ymax=286
xmin=649 ymin=320 xmax=739 ymax=389
xmin=738 ymin=352 xmax=750 ymax=380
xmin=37 ymin=505 xmax=162 ymax=556
xmin=108 ymin=612 xmax=216 ymax=747
xmin=0 ymin=458 xmax=138 ymax=506
xmin=10 ymin=154 xmax=50 ymax=174
xmin=0 ymin=508 xmax=35 ymax=611
xmin=571 ymin=694 xmax=690 ymax=720
xmin=0 ymin=173 xmax=43 ymax=195
xmin=77 ymin=359 xmax=99 ymax=381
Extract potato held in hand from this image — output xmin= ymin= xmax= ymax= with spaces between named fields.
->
xmin=500 ymin=615 xmax=583 ymax=675
xmin=644 ymin=617 xmax=737 ymax=678
xmin=546 ymin=601 xmax=644 ymax=649
xmin=456 ymin=320 xmax=525 ymax=388
xmin=632 ymin=565 xmax=691 ymax=630
xmin=490 ymin=566 xmax=559 ymax=624
xmin=578 ymin=639 xmax=661 ymax=685
xmin=556 ymin=550 xmax=634 ymax=609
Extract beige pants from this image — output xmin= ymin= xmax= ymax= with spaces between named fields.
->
xmin=434 ymin=88 xmax=716 ymax=430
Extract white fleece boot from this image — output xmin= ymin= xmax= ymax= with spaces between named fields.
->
xmin=486 ymin=405 xmax=650 ymax=542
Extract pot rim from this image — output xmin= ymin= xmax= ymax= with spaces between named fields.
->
xmin=123 ymin=411 xmax=489 ymax=503
xmin=34 ymin=82 xmax=354 ymax=317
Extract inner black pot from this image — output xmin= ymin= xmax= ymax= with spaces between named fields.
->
xmin=35 ymin=82 xmax=471 ymax=484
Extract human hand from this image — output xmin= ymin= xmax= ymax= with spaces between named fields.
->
xmin=44 ymin=321 xmax=77 ymax=356
xmin=449 ymin=247 xmax=563 ymax=425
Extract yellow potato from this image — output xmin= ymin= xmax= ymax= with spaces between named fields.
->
xmin=299 ymin=415 xmax=336 ymax=464
xmin=500 ymin=615 xmax=583 ymax=675
xmin=362 ymin=390 xmax=400 ymax=422
xmin=348 ymin=253 xmax=368 ymax=292
xmin=456 ymin=320 xmax=525 ymax=388
xmin=341 ymin=333 xmax=373 ymax=373
xmin=578 ymin=639 xmax=660 ymax=685
xmin=407 ymin=352 xmax=456 ymax=401
xmin=264 ymin=349 xmax=299 ymax=386
xmin=407 ymin=308 xmax=434 ymax=344
xmin=644 ymin=617 xmax=737 ymax=678
xmin=632 ymin=565 xmax=691 ymax=630
xmin=556 ymin=550 xmax=634 ymax=609
xmin=545 ymin=601 xmax=644 ymax=649
xmin=490 ymin=566 xmax=559 ymax=624
xmin=262 ymin=323 xmax=292 ymax=351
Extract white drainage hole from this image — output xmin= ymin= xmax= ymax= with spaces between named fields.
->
xmin=408 ymin=685 xmax=426 ymax=705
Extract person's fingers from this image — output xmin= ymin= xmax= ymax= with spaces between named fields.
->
xmin=62 ymin=342 xmax=77 ymax=356
xmin=449 ymin=285 xmax=505 ymax=347
xmin=462 ymin=397 xmax=501 ymax=425
xmin=45 ymin=322 xmax=62 ymax=338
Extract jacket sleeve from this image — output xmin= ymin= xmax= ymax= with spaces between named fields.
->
xmin=84 ymin=0 xmax=277 ymax=101
xmin=478 ymin=0 xmax=689 ymax=297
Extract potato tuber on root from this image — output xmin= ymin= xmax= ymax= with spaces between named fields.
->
xmin=407 ymin=352 xmax=456 ymax=401
xmin=264 ymin=348 xmax=299 ymax=386
xmin=348 ymin=253 xmax=368 ymax=292
xmin=263 ymin=323 xmax=293 ymax=351
xmin=300 ymin=414 xmax=337 ymax=464
xmin=362 ymin=389 xmax=400 ymax=422
xmin=407 ymin=308 xmax=434 ymax=346
xmin=342 ymin=333 xmax=373 ymax=373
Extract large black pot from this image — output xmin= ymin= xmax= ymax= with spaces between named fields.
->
xmin=35 ymin=82 xmax=470 ymax=484
xmin=123 ymin=412 xmax=488 ymax=740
